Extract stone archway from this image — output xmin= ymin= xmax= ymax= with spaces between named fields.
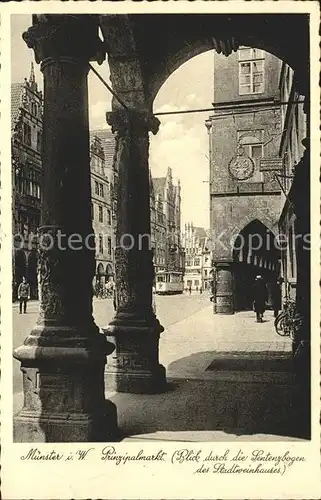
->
xmin=99 ymin=14 xmax=309 ymax=107
xmin=14 ymin=13 xmax=310 ymax=443
xmin=96 ymin=262 xmax=104 ymax=278
xmin=99 ymin=13 xmax=309 ymax=396
xmin=106 ymin=263 xmax=113 ymax=280
xmin=232 ymin=219 xmax=280 ymax=311
xmin=100 ymin=12 xmax=309 ymax=392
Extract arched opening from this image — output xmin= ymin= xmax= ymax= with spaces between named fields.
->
xmin=233 ymin=220 xmax=280 ymax=311
xmin=105 ymin=263 xmax=113 ymax=281
xmin=143 ymin=15 xmax=308 ymax=105
xmin=96 ymin=263 xmax=105 ymax=282
xmin=12 ymin=14 xmax=311 ymax=445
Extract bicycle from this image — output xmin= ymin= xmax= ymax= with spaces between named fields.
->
xmin=274 ymin=298 xmax=296 ymax=340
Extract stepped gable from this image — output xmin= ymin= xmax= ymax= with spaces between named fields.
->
xmin=11 ymin=83 xmax=24 ymax=130
xmin=90 ymin=128 xmax=116 ymax=170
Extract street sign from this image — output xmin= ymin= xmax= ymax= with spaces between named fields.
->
xmin=259 ymin=157 xmax=284 ymax=171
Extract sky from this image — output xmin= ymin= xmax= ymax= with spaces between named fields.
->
xmin=11 ymin=15 xmax=214 ymax=229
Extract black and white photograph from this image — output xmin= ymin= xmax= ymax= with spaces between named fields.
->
xmin=1 ymin=2 xmax=320 ymax=499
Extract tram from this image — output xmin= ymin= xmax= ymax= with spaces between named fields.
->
xmin=155 ymin=271 xmax=184 ymax=295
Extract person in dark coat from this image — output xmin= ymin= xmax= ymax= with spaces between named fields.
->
xmin=17 ymin=276 xmax=30 ymax=314
xmin=252 ymin=275 xmax=268 ymax=323
xmin=271 ymin=277 xmax=282 ymax=317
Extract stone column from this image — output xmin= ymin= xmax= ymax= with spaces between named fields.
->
xmin=289 ymin=137 xmax=310 ymax=438
xmin=213 ymin=261 xmax=234 ymax=314
xmin=13 ymin=15 xmax=118 ymax=442
xmin=103 ymin=108 xmax=167 ymax=394
xmin=291 ymin=141 xmax=310 ymax=362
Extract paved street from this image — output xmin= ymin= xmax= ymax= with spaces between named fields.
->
xmin=13 ymin=293 xmax=306 ymax=442
xmin=12 ymin=292 xmax=210 ymax=395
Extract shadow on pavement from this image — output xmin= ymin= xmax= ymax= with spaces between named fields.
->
xmin=109 ymin=350 xmax=310 ymax=441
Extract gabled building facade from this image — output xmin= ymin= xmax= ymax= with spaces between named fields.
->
xmin=89 ymin=135 xmax=114 ymax=291
xmin=12 ymin=64 xmax=43 ymax=300
xmin=181 ymin=223 xmax=210 ymax=291
xmin=277 ymin=63 xmax=307 ymax=301
xmin=150 ymin=167 xmax=184 ymax=279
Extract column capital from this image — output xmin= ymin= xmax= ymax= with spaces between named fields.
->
xmin=106 ymin=109 xmax=160 ymax=136
xmin=23 ymin=14 xmax=105 ymax=65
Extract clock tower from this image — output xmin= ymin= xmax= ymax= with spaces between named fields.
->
xmin=206 ymin=47 xmax=283 ymax=314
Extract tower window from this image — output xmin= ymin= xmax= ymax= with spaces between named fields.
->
xmin=99 ymin=234 xmax=103 ymax=254
xmin=238 ymin=47 xmax=265 ymax=95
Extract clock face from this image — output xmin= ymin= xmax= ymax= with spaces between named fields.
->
xmin=228 ymin=155 xmax=255 ymax=181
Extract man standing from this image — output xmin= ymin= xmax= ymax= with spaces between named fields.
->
xmin=18 ymin=276 xmax=30 ymax=314
xmin=271 ymin=277 xmax=283 ymax=318
xmin=252 ymin=275 xmax=268 ymax=323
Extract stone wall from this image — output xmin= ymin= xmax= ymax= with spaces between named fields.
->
xmin=214 ymin=50 xmax=281 ymax=104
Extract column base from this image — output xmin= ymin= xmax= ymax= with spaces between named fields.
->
xmin=13 ymin=400 xmax=120 ymax=443
xmin=106 ymin=363 xmax=167 ymax=395
xmin=103 ymin=313 xmax=167 ymax=394
xmin=13 ymin=325 xmax=120 ymax=442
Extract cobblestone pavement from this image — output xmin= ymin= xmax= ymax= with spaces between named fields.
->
xmin=159 ymin=306 xmax=292 ymax=381
xmin=12 ymin=293 xmax=210 ymax=395
xmin=13 ymin=295 xmax=303 ymax=442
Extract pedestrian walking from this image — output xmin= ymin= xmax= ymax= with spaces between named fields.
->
xmin=17 ymin=276 xmax=30 ymax=314
xmin=112 ymin=284 xmax=117 ymax=312
xmin=152 ymin=285 xmax=156 ymax=314
xmin=271 ymin=277 xmax=282 ymax=318
xmin=199 ymin=287 xmax=203 ymax=294
xmin=252 ymin=275 xmax=268 ymax=323
xmin=189 ymin=286 xmax=192 ymax=295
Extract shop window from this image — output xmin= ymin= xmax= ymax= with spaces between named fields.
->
xmin=98 ymin=235 xmax=103 ymax=254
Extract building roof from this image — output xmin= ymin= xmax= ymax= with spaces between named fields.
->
xmin=90 ymin=129 xmax=115 ymax=169
xmin=11 ymin=83 xmax=24 ymax=130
